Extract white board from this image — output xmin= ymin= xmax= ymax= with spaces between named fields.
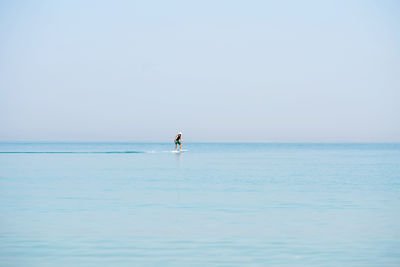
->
xmin=171 ymin=150 xmax=187 ymax=153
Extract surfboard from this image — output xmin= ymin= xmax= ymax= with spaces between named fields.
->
xmin=171 ymin=150 xmax=187 ymax=153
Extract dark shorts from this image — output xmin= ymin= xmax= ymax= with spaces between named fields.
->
xmin=175 ymin=140 xmax=181 ymax=145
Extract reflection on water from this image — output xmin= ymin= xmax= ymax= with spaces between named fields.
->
xmin=175 ymin=151 xmax=182 ymax=166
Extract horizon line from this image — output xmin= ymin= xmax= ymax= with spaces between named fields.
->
xmin=0 ymin=140 xmax=399 ymax=144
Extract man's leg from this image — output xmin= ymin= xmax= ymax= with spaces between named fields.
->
xmin=174 ymin=144 xmax=178 ymax=150
xmin=179 ymin=144 xmax=182 ymax=151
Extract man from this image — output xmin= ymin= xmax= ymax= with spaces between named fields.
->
xmin=174 ymin=132 xmax=183 ymax=151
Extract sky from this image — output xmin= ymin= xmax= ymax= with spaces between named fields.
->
xmin=0 ymin=0 xmax=399 ymax=142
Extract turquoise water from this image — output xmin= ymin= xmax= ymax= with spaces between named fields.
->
xmin=0 ymin=143 xmax=399 ymax=266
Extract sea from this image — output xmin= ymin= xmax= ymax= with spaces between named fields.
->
xmin=0 ymin=142 xmax=399 ymax=266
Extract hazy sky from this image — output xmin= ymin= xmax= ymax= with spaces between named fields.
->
xmin=1 ymin=0 xmax=399 ymax=142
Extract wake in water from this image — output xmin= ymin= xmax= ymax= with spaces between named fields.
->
xmin=0 ymin=151 xmax=145 ymax=154
xmin=0 ymin=150 xmax=188 ymax=154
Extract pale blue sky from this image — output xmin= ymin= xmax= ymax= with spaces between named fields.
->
xmin=1 ymin=0 xmax=399 ymax=142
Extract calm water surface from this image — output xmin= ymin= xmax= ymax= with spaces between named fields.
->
xmin=0 ymin=143 xmax=399 ymax=266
